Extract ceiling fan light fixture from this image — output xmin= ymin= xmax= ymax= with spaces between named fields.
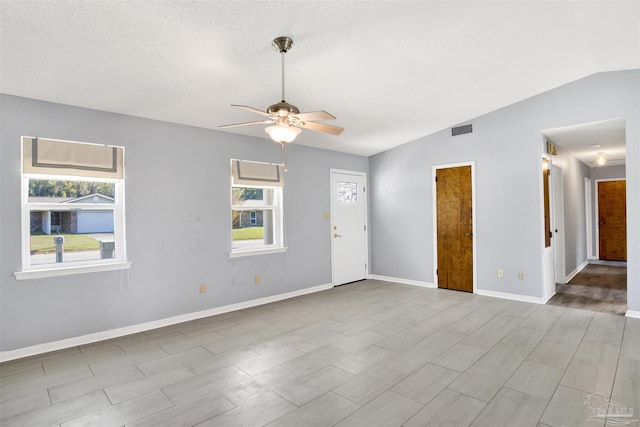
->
xmin=265 ymin=125 xmax=301 ymax=143
xmin=595 ymin=152 xmax=608 ymax=166
xmin=219 ymin=36 xmax=344 ymax=143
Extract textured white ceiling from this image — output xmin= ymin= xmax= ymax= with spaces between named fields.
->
xmin=1 ymin=1 xmax=638 ymax=156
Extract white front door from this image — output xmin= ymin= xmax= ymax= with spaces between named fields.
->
xmin=330 ymin=170 xmax=367 ymax=285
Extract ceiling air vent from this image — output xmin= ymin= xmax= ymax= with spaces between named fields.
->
xmin=451 ymin=124 xmax=473 ymax=136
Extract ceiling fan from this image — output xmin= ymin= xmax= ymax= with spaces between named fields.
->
xmin=219 ymin=36 xmax=344 ymax=145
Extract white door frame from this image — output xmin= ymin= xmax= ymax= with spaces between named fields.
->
xmin=432 ymin=161 xmax=477 ymax=293
xmin=585 ymin=177 xmax=595 ymax=260
xmin=329 ymin=169 xmax=369 ymax=285
xmin=551 ymin=163 xmax=566 ymax=284
xmin=594 ymin=178 xmax=627 ymax=260
xmin=541 ymin=154 xmax=555 ymax=302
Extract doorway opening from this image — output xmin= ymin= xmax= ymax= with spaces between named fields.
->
xmin=541 ymin=118 xmax=627 ymax=314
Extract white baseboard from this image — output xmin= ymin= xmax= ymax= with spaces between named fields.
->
xmin=0 ymin=283 xmax=334 ymax=363
xmin=626 ymin=310 xmax=640 ymax=319
xmin=367 ymin=274 xmax=435 ymax=288
xmin=371 ymin=275 xmax=549 ymax=306
xmin=476 ymin=289 xmax=545 ymax=304
xmin=564 ymin=260 xmax=589 ymax=283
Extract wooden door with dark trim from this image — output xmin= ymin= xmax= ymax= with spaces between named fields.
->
xmin=598 ymin=180 xmax=626 ymax=261
xmin=436 ymin=165 xmax=473 ymax=292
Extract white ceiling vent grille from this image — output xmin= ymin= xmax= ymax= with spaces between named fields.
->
xmin=451 ymin=124 xmax=473 ymax=136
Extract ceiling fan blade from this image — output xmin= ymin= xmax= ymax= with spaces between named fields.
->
xmin=293 ymin=110 xmax=336 ymax=121
xmin=231 ymin=105 xmax=272 ymax=117
xmin=219 ymin=119 xmax=273 ymax=129
xmin=299 ymin=121 xmax=344 ymax=135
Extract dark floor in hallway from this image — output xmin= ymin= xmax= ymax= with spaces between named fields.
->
xmin=547 ymin=263 xmax=627 ymax=315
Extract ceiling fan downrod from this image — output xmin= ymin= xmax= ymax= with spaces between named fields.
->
xmin=272 ymin=36 xmax=293 ymax=103
xmin=281 ymin=51 xmax=285 ymax=102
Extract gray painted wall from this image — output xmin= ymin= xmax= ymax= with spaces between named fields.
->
xmin=370 ymin=70 xmax=639 ymax=310
xmin=549 ymin=145 xmax=591 ymax=278
xmin=0 ymin=94 xmax=368 ymax=352
xmin=1 ymin=70 xmax=639 ymax=353
xmin=591 ymin=165 xmax=626 ymax=181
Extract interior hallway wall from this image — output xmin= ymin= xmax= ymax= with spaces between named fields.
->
xmin=548 ymin=145 xmax=591 ymax=279
xmin=591 ymin=165 xmax=626 ymax=181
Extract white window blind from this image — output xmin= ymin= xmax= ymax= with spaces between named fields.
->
xmin=23 ymin=137 xmax=124 ymax=179
xmin=231 ymin=160 xmax=283 ymax=187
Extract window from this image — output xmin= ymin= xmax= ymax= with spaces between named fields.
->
xmin=230 ymin=160 xmax=285 ymax=257
xmin=16 ymin=137 xmax=129 ymax=279
xmin=338 ymin=181 xmax=358 ymax=203
xmin=50 ymin=211 xmax=62 ymax=232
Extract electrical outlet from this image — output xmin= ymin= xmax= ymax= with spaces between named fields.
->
xmin=255 ymin=275 xmax=261 ymax=285
xmin=497 ymin=269 xmax=504 ymax=278
xmin=519 ymin=272 xmax=526 ymax=280
xmin=199 ymin=283 xmax=206 ymax=293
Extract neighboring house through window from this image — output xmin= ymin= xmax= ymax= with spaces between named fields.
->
xmin=16 ymin=137 xmax=129 ymax=279
xmin=230 ymin=159 xmax=285 ymax=257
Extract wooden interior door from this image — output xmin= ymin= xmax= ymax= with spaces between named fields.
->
xmin=598 ymin=180 xmax=626 ymax=261
xmin=542 ymin=159 xmax=551 ymax=248
xmin=436 ymin=165 xmax=473 ymax=292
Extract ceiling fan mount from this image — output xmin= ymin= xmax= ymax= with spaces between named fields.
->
xmin=219 ymin=36 xmax=344 ymax=145
xmin=272 ymin=36 xmax=293 ymax=54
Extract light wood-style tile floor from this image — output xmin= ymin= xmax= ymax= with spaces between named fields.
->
xmin=1 ymin=280 xmax=638 ymax=426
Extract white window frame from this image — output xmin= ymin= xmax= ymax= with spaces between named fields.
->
xmin=230 ymin=185 xmax=285 ymax=258
xmin=15 ymin=141 xmax=131 ymax=280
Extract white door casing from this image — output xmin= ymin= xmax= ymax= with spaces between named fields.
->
xmin=585 ymin=177 xmax=595 ymax=260
xmin=594 ymin=178 xmax=627 ymax=261
xmin=551 ymin=164 xmax=566 ymax=284
xmin=330 ymin=170 xmax=367 ymax=285
xmin=541 ymin=155 xmax=555 ymax=302
xmin=432 ymin=161 xmax=477 ymax=293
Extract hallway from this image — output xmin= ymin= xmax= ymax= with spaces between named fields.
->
xmin=547 ymin=262 xmax=627 ymax=315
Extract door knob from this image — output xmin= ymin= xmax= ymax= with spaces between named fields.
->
xmin=334 ymin=233 xmax=342 ymax=238
xmin=465 ymin=232 xmax=473 ymax=237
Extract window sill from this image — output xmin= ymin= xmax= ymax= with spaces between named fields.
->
xmin=229 ymin=247 xmax=287 ymax=259
xmin=14 ymin=261 xmax=132 ymax=280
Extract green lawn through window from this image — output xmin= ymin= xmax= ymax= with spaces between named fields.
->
xmin=232 ymin=227 xmax=263 ymax=240
xmin=30 ymin=233 xmax=100 ymax=254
